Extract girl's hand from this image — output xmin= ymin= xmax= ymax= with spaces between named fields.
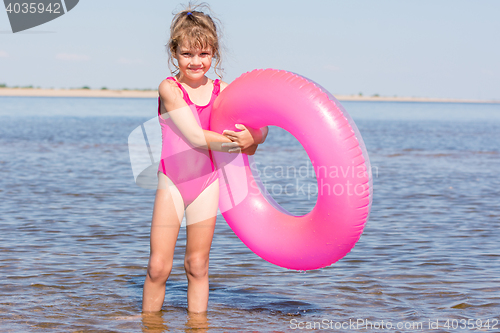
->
xmin=222 ymin=124 xmax=263 ymax=150
xmin=220 ymin=143 xmax=258 ymax=155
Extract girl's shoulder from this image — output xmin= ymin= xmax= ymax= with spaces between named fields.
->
xmin=158 ymin=78 xmax=183 ymax=102
xmin=219 ymin=80 xmax=229 ymax=92
xmin=158 ymin=78 xmax=186 ymax=113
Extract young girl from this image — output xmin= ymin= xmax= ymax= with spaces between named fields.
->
xmin=142 ymin=4 xmax=268 ymax=313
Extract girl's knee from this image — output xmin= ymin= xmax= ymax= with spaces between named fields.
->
xmin=147 ymin=256 xmax=173 ymax=282
xmin=184 ymin=255 xmax=209 ymax=280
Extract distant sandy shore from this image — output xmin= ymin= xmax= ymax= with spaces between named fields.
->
xmin=0 ymin=88 xmax=158 ymax=99
xmin=0 ymin=88 xmax=498 ymax=103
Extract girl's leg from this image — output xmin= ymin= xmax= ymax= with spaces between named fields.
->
xmin=184 ymin=179 xmax=219 ymax=313
xmin=142 ymin=173 xmax=185 ymax=312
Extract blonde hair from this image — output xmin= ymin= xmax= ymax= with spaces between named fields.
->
xmin=167 ymin=2 xmax=223 ymax=78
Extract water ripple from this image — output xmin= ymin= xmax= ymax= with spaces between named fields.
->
xmin=1 ymin=99 xmax=500 ymax=331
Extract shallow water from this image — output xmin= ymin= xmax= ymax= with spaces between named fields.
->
xmin=1 ymin=97 xmax=499 ymax=332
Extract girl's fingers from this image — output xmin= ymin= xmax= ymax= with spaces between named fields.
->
xmin=221 ymin=142 xmax=239 ymax=148
xmin=223 ymin=129 xmax=242 ymax=137
xmin=223 ymin=127 xmax=248 ymax=136
xmin=222 ymin=130 xmax=237 ymax=139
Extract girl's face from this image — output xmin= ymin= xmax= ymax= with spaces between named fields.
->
xmin=175 ymin=43 xmax=213 ymax=81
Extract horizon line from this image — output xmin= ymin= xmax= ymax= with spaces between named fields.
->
xmin=0 ymin=87 xmax=499 ymax=104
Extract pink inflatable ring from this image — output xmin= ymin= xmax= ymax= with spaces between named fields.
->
xmin=211 ymin=69 xmax=372 ymax=270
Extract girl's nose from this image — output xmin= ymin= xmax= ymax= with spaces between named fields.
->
xmin=191 ymin=55 xmax=201 ymax=65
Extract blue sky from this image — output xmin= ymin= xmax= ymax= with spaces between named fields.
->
xmin=1 ymin=0 xmax=499 ymax=99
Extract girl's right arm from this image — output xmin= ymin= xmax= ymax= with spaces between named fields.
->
xmin=158 ymin=80 xmax=239 ymax=152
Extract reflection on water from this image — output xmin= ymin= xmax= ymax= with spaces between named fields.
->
xmin=0 ymin=97 xmax=499 ymax=332
xmin=141 ymin=312 xmax=170 ymax=332
xmin=185 ymin=312 xmax=209 ymax=332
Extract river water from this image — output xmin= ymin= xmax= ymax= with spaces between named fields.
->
xmin=0 ymin=97 xmax=499 ymax=332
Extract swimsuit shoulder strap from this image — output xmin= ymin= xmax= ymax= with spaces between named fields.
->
xmin=166 ymin=77 xmax=192 ymax=104
xmin=158 ymin=77 xmax=193 ymax=116
xmin=160 ymin=77 xmax=219 ymax=111
xmin=212 ymin=79 xmax=221 ymax=96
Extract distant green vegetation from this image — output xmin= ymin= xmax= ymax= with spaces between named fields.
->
xmin=372 ymin=93 xmax=380 ymax=97
xmin=81 ymin=86 xmax=90 ymax=90
xmin=0 ymin=84 xmax=38 ymax=89
xmin=101 ymin=87 xmax=108 ymax=90
xmin=358 ymin=92 xmax=363 ymax=96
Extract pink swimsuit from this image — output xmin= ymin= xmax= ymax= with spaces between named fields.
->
xmin=157 ymin=77 xmax=220 ymax=207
